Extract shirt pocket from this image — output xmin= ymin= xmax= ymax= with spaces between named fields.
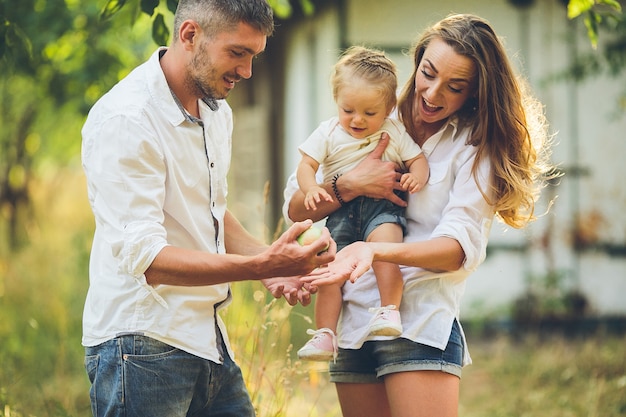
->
xmin=426 ymin=160 xmax=449 ymax=186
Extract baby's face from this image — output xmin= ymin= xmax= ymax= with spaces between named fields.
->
xmin=336 ymin=81 xmax=390 ymax=140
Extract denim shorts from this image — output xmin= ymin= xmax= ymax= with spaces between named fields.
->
xmin=84 ymin=333 xmax=254 ymax=417
xmin=326 ymin=194 xmax=407 ymax=251
xmin=329 ymin=320 xmax=464 ymax=383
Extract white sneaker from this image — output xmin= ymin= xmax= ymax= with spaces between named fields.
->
xmin=297 ymin=328 xmax=338 ymax=362
xmin=367 ymin=305 xmax=402 ymax=336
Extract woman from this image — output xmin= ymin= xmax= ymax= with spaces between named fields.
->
xmin=284 ymin=14 xmax=555 ymax=417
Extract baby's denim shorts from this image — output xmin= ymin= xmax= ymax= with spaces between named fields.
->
xmin=326 ymin=194 xmax=407 ymax=251
xmin=329 ymin=320 xmax=464 ymax=383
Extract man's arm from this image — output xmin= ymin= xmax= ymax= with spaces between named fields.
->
xmin=144 ymin=212 xmax=333 ymax=304
xmin=223 ymin=210 xmax=317 ymax=305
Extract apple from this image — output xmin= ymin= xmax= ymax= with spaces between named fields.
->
xmin=297 ymin=226 xmax=329 ymax=251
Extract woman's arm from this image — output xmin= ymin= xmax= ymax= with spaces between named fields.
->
xmin=370 ymin=237 xmax=465 ymax=271
xmin=287 ymin=132 xmax=406 ymax=222
xmin=303 ymin=237 xmax=465 ymax=287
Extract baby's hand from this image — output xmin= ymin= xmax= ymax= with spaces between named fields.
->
xmin=304 ymin=186 xmax=333 ymax=210
xmin=400 ymin=173 xmax=425 ymax=193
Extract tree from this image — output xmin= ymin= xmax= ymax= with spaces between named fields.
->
xmin=567 ymin=0 xmax=623 ymax=49
xmin=0 ymin=0 xmax=621 ymax=247
xmin=0 ymin=0 xmax=153 ymax=248
xmin=564 ymin=0 xmax=626 ymax=112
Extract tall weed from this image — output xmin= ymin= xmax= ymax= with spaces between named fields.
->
xmin=1 ymin=169 xmax=624 ymax=416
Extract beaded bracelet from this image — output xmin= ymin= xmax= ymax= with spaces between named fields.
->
xmin=331 ymin=173 xmax=345 ymax=206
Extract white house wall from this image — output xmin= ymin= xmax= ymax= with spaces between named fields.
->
xmin=280 ymin=0 xmax=626 ymax=318
xmin=283 ymin=7 xmax=341 ymax=177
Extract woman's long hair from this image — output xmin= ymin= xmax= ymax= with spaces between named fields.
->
xmin=398 ymin=13 xmax=557 ymax=228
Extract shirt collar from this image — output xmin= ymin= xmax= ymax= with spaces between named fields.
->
xmin=420 ymin=116 xmax=461 ymax=155
xmin=150 ymin=48 xmax=220 ymax=126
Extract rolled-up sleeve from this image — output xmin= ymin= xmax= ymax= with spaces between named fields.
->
xmin=431 ymin=152 xmax=494 ymax=272
xmin=83 ymin=112 xmax=169 ymax=280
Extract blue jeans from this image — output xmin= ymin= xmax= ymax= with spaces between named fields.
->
xmin=84 ymin=334 xmax=255 ymax=417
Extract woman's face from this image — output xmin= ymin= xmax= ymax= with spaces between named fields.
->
xmin=414 ymin=37 xmax=477 ymax=125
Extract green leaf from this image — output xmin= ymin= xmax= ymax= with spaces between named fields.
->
xmin=583 ymin=10 xmax=600 ymax=48
xmin=152 ymin=13 xmax=170 ymax=46
xmin=167 ymin=0 xmax=179 ymax=14
xmin=141 ymin=0 xmax=160 ymax=16
xmin=267 ymin=0 xmax=293 ymax=19
xmin=99 ymin=0 xmax=127 ymax=22
xmin=568 ymin=0 xmax=594 ymax=19
xmin=3 ymin=21 xmax=33 ymax=60
xmin=129 ymin=0 xmax=141 ymax=27
xmin=299 ymin=0 xmax=315 ymax=16
xmin=597 ymin=0 xmax=622 ymax=12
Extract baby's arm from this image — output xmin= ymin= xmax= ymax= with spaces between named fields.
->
xmin=400 ymin=153 xmax=430 ymax=193
xmin=296 ymin=153 xmax=334 ymax=210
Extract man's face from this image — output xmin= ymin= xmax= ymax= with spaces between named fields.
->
xmin=187 ymin=22 xmax=267 ymax=100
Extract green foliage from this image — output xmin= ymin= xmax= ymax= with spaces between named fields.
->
xmin=546 ymin=1 xmax=626 ymax=115
xmin=0 ymin=171 xmax=94 ymax=415
xmin=0 ymin=0 xmax=155 ymax=248
xmin=99 ymin=0 xmax=175 ymax=45
xmin=97 ymin=0 xmax=317 ymax=44
xmin=267 ymin=0 xmax=315 ymax=19
xmin=568 ymin=0 xmax=623 ymax=49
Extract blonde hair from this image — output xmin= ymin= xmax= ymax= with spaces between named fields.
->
xmin=331 ymin=46 xmax=398 ymax=112
xmin=398 ymin=14 xmax=557 ymax=228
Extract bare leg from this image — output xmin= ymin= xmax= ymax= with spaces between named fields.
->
xmin=334 ymin=370 xmax=459 ymax=417
xmin=297 ymin=284 xmax=342 ymax=360
xmin=314 ymin=283 xmax=343 ymax=332
xmin=335 ymin=382 xmax=391 ymax=417
xmin=367 ymin=223 xmax=404 ymax=308
xmin=384 ymin=370 xmax=460 ymax=417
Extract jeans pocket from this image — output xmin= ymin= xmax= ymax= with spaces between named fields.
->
xmin=122 ymin=335 xmax=179 ymax=359
xmin=84 ymin=353 xmax=100 ymax=384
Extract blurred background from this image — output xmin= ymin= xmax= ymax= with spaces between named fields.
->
xmin=1 ymin=0 xmax=625 ymax=416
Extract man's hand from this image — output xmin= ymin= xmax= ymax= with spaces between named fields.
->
xmin=340 ymin=132 xmax=407 ymax=207
xmin=260 ymin=220 xmax=337 ymax=281
xmin=262 ymin=276 xmax=317 ymax=306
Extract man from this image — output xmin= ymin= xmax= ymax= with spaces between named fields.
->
xmin=81 ymin=1 xmax=334 ymax=415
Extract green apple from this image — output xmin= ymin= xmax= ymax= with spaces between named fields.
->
xmin=297 ymin=226 xmax=329 ymax=251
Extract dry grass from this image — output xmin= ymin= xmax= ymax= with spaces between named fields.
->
xmin=0 ymin=169 xmax=624 ymax=416
xmin=459 ymin=333 xmax=626 ymax=417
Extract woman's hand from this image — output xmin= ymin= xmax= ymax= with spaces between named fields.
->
xmin=300 ymin=241 xmax=374 ymax=288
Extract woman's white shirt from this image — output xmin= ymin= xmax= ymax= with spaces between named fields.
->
xmin=283 ymin=117 xmax=495 ymax=366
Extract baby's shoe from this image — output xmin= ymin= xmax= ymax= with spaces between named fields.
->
xmin=367 ymin=305 xmax=402 ymax=336
xmin=297 ymin=328 xmax=338 ymax=362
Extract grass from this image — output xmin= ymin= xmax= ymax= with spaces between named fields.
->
xmin=0 ymin=169 xmax=625 ymax=416
xmin=460 ymin=333 xmax=626 ymax=417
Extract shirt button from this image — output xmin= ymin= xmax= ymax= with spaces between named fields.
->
xmin=210 ymin=162 xmax=215 ymax=168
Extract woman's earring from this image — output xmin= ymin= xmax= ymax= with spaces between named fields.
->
xmin=471 ymin=98 xmax=478 ymax=112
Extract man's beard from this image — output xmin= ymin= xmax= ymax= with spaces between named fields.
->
xmin=187 ymin=46 xmax=222 ymax=100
